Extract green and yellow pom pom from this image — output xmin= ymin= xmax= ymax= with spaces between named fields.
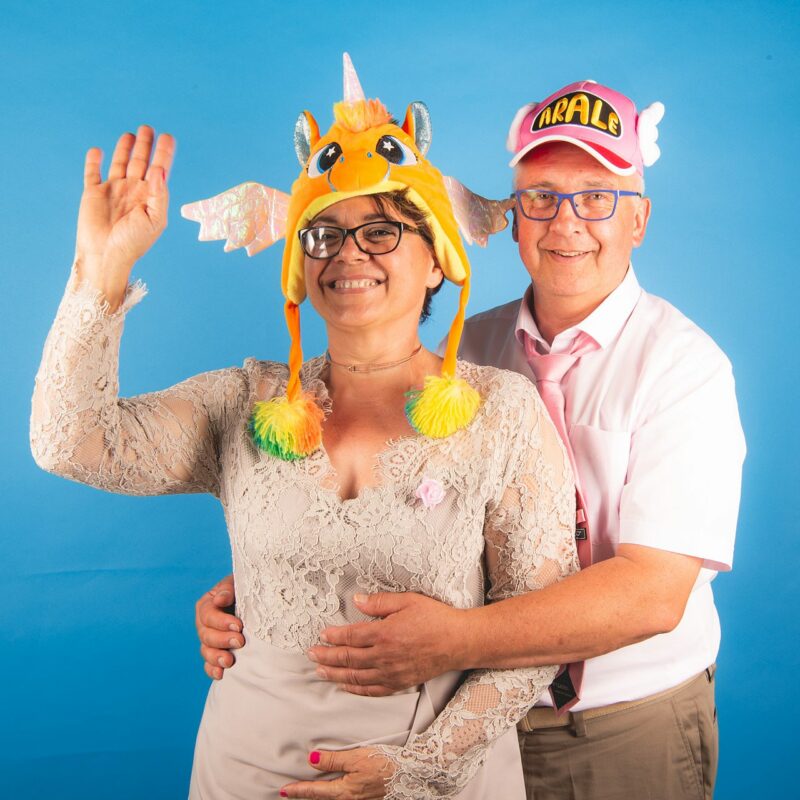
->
xmin=405 ymin=375 xmax=481 ymax=439
xmin=249 ymin=393 xmax=324 ymax=461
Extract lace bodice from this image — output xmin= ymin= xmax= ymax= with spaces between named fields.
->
xmin=31 ymin=275 xmax=579 ymax=799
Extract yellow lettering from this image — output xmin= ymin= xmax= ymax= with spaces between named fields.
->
xmin=608 ymin=112 xmax=620 ymax=136
xmin=537 ymin=107 xmax=552 ymax=128
xmin=590 ymin=100 xmax=608 ymax=131
xmin=552 ymin=98 xmax=568 ymax=123
xmin=565 ymin=93 xmax=590 ymax=125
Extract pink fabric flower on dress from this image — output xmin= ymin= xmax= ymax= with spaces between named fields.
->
xmin=415 ymin=477 xmax=446 ymax=509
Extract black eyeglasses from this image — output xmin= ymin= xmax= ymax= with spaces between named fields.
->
xmin=298 ymin=220 xmax=420 ymax=259
xmin=515 ymin=189 xmax=642 ymax=221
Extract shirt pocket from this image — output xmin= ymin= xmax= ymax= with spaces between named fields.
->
xmin=568 ymin=425 xmax=631 ymax=562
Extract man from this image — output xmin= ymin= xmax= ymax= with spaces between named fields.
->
xmin=196 ymin=80 xmax=745 ymax=799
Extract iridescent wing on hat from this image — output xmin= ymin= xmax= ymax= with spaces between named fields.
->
xmin=443 ymin=176 xmax=515 ymax=247
xmin=181 ymin=182 xmax=290 ymax=256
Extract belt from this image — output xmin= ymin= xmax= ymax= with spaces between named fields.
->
xmin=518 ymin=666 xmax=715 ymax=733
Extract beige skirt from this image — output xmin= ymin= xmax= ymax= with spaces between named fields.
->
xmin=189 ymin=633 xmax=525 ymax=799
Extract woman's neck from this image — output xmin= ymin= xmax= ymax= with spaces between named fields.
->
xmin=324 ymin=326 xmax=439 ymax=400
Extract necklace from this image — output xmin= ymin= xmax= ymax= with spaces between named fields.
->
xmin=325 ymin=344 xmax=423 ymax=373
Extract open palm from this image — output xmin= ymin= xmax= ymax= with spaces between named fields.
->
xmin=75 ymin=125 xmax=175 ymax=308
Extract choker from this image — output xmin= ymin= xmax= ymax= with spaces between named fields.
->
xmin=325 ymin=344 xmax=423 ymax=373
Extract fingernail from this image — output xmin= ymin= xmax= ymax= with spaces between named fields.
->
xmin=229 ymin=638 xmax=241 ymax=649
xmin=218 ymin=657 xmax=228 ymax=668
xmin=309 ymin=751 xmax=321 ymax=765
xmin=319 ymin=631 xmax=329 ymax=643
xmin=353 ymin=593 xmax=367 ymax=603
xmin=279 ymin=791 xmax=288 ymax=798
xmin=306 ymin=650 xmax=318 ymax=662
xmin=228 ymin=623 xmax=240 ymax=633
xmin=315 ymin=667 xmax=328 ymax=680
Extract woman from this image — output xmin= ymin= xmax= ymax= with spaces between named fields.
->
xmin=30 ymin=66 xmax=577 ymax=799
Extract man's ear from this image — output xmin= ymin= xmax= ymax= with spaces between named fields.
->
xmin=632 ymin=197 xmax=652 ymax=248
xmin=511 ymin=207 xmax=519 ymax=242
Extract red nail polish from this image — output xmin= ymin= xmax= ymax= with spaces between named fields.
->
xmin=279 ymin=791 xmax=288 ymax=798
xmin=309 ymin=750 xmax=321 ymax=764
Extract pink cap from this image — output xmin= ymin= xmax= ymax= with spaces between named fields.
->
xmin=507 ymin=80 xmax=664 ymax=176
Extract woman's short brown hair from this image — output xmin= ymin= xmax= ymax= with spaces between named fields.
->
xmin=369 ymin=190 xmax=444 ymax=323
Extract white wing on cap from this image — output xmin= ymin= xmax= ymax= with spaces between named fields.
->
xmin=637 ymin=101 xmax=665 ymax=167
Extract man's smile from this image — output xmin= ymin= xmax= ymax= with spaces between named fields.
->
xmin=542 ymin=248 xmax=593 ymax=262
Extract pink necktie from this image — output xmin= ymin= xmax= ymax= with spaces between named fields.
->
xmin=524 ymin=330 xmax=598 ymax=713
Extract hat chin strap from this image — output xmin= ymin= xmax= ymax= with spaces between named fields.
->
xmin=285 ymin=300 xmax=304 ymax=401
xmin=405 ymin=277 xmax=481 ymax=439
xmin=441 ymin=274 xmax=470 ymax=377
xmin=248 ymin=300 xmax=325 ymax=461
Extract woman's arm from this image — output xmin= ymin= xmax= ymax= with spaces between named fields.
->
xmin=30 ymin=276 xmax=246 ymax=495
xmin=30 ymin=127 xmax=246 ymax=496
xmin=374 ymin=378 xmax=579 ymax=799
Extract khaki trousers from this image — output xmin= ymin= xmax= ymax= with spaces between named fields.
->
xmin=517 ymin=667 xmax=718 ymax=800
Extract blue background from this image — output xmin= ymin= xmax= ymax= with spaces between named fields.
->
xmin=3 ymin=1 xmax=796 ymax=796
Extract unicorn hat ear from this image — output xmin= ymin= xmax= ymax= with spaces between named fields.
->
xmin=294 ymin=111 xmax=320 ymax=166
xmin=402 ymin=101 xmax=433 ymax=156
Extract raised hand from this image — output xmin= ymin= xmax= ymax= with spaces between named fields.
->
xmin=74 ymin=125 xmax=175 ymax=312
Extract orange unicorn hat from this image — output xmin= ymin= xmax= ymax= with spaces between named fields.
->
xmin=183 ymin=54 xmax=513 ymax=460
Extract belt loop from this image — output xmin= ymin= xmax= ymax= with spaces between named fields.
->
xmin=518 ymin=711 xmax=533 ymax=733
xmin=570 ymin=711 xmax=588 ymax=738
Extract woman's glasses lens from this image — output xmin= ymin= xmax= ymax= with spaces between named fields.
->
xmin=302 ymin=227 xmax=344 ymax=259
xmin=301 ymin=222 xmax=402 ymax=258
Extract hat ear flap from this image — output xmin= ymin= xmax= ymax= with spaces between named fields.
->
xmin=402 ymin=102 xmax=432 ymax=156
xmin=294 ymin=111 xmax=321 ymax=166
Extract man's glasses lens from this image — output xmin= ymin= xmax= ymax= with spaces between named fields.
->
xmin=301 ymin=222 xmax=402 ymax=258
xmin=518 ymin=190 xmax=618 ymax=221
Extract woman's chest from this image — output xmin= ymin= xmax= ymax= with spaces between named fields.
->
xmin=218 ymin=426 xmax=497 ymax=579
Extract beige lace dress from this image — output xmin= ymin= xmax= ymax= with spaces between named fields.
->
xmin=30 ymin=275 xmax=578 ymax=800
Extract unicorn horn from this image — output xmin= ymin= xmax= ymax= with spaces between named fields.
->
xmin=342 ymin=52 xmax=366 ymax=103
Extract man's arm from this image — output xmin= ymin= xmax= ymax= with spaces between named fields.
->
xmin=305 ymin=544 xmax=701 ymax=694
xmin=198 ymin=544 xmax=701 ymax=690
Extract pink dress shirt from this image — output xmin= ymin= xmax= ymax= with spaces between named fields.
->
xmin=452 ymin=267 xmax=746 ymax=710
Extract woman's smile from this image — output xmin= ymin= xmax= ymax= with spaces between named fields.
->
xmin=323 ymin=275 xmax=387 ymax=292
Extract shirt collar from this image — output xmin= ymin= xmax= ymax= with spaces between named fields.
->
xmin=515 ymin=266 xmax=642 ymax=353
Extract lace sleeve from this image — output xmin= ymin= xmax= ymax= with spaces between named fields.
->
xmin=377 ymin=376 xmax=579 ymax=799
xmin=30 ymin=273 xmax=247 ymax=497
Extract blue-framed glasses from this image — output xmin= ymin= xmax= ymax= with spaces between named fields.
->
xmin=515 ymin=189 xmax=643 ymax=221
